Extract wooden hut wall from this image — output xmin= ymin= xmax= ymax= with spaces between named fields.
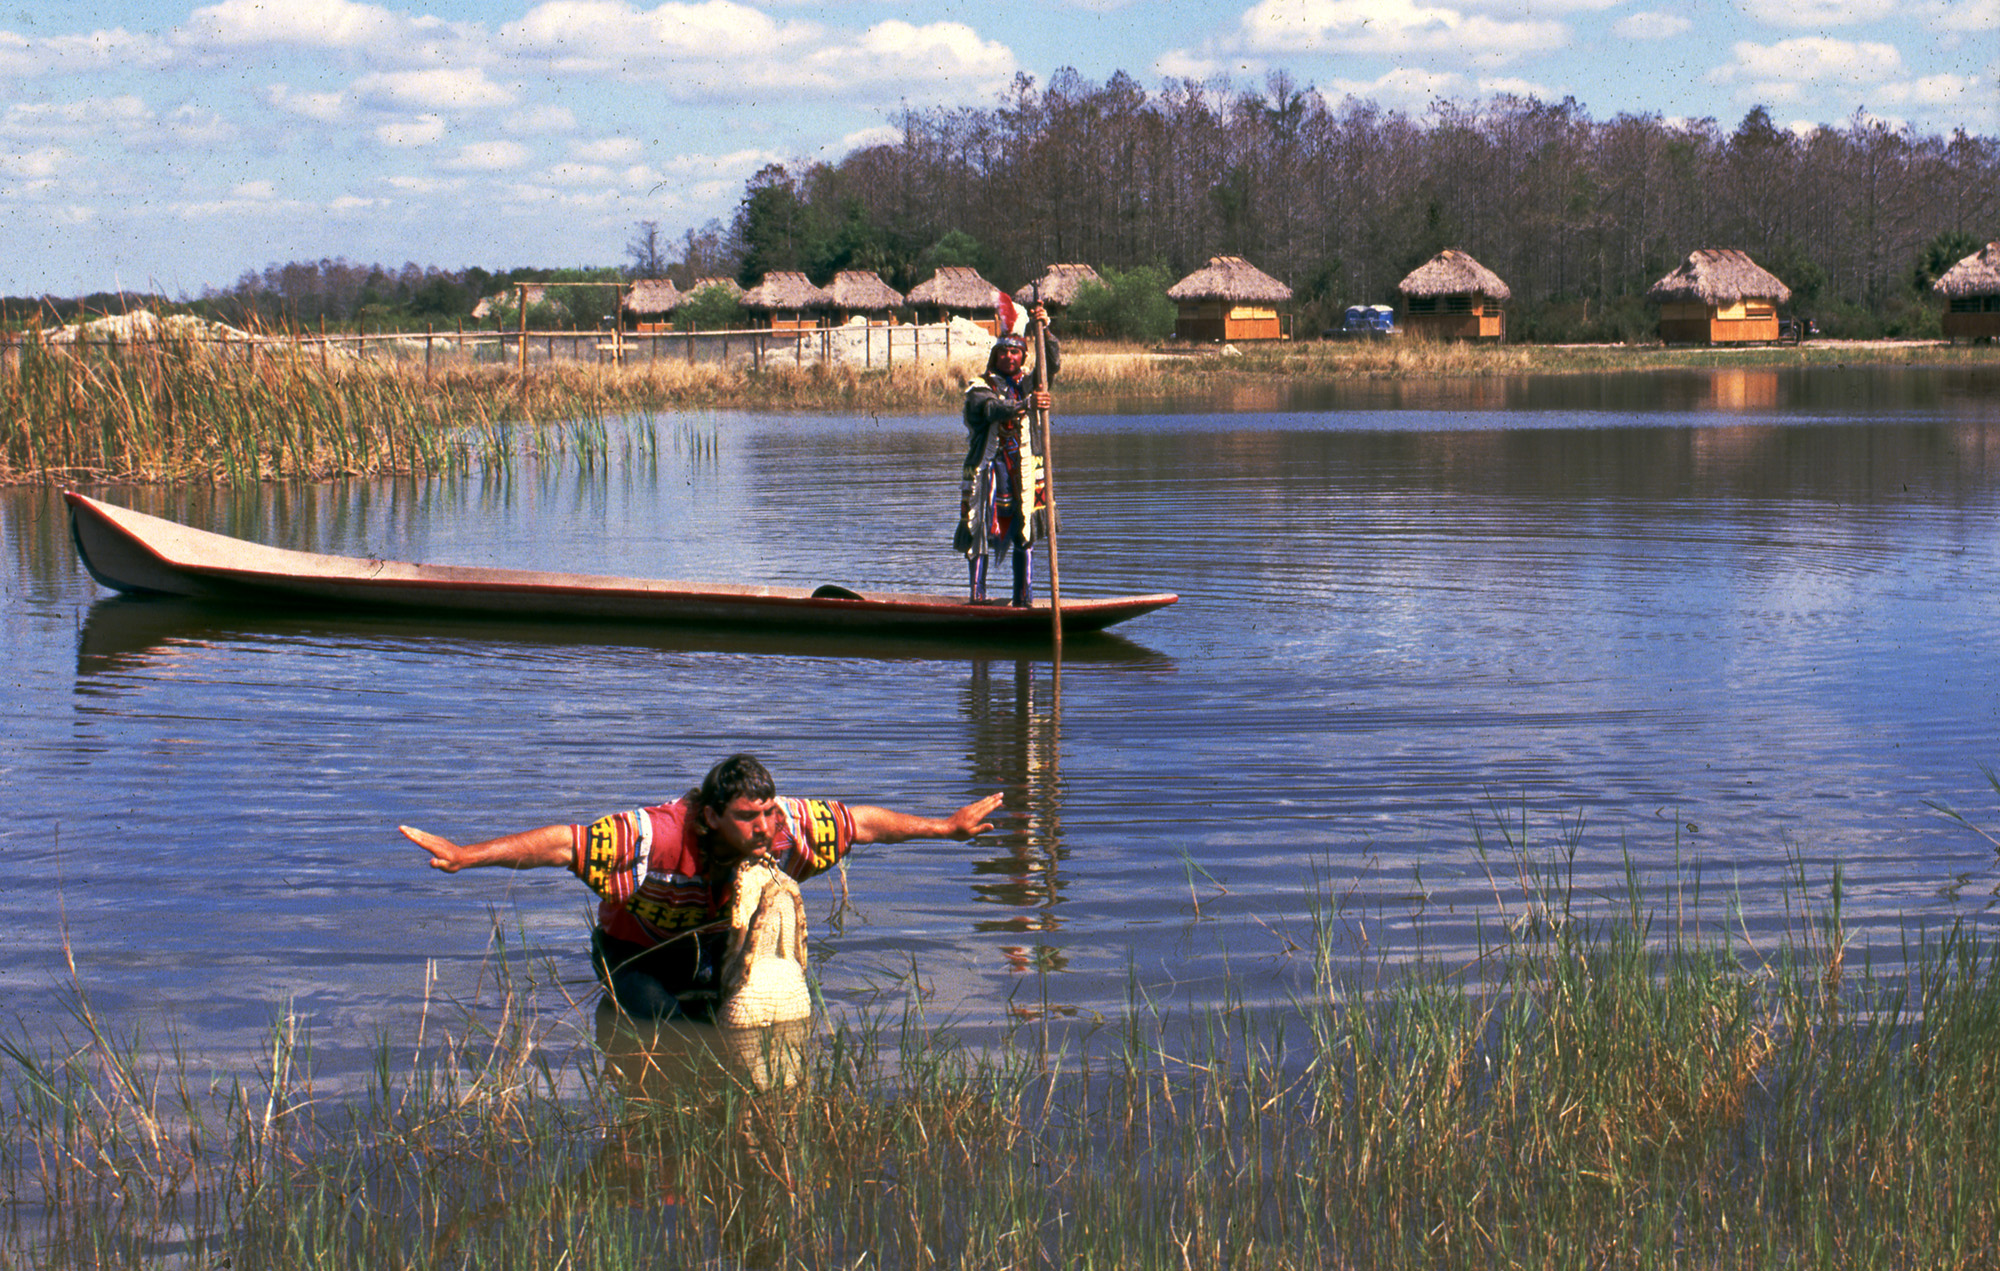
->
xmin=1656 ymin=299 xmax=1779 ymax=344
xmin=1404 ymin=295 xmax=1505 ymax=340
xmin=1942 ymin=294 xmax=2000 ymax=340
xmin=1174 ymin=300 xmax=1289 ymax=342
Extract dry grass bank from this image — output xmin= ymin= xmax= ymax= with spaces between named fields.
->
xmin=7 ymin=333 xmax=1994 ymax=485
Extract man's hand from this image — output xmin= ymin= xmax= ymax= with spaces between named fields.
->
xmin=402 ymin=825 xmax=473 ymax=872
xmin=851 ymin=793 xmax=1005 ymax=845
xmin=945 ymin=791 xmax=1005 ymax=839
xmin=401 ymin=823 xmax=571 ymax=872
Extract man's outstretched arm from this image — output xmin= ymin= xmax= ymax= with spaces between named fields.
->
xmin=849 ymin=792 xmax=1003 ymax=845
xmin=401 ymin=823 xmax=573 ymax=873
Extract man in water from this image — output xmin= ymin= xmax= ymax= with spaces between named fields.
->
xmin=402 ymin=754 xmax=1001 ymax=1020
xmin=957 ymin=301 xmax=1058 ymax=605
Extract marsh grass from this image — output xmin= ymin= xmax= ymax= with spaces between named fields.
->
xmin=10 ymin=843 xmax=2000 ymax=1270
xmin=11 ymin=333 xmax=1994 ymax=485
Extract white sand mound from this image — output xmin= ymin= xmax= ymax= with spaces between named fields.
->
xmin=47 ymin=310 xmax=262 ymax=345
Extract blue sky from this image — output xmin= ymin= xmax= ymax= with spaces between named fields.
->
xmin=2 ymin=0 xmax=1993 ymax=298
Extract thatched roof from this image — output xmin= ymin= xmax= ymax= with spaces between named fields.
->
xmin=1167 ymin=256 xmax=1293 ymax=304
xmin=1932 ymin=242 xmax=2000 ymax=297
xmin=1646 ymin=249 xmax=1791 ymax=305
xmin=626 ymin=278 xmax=681 ymax=315
xmin=1014 ymin=263 xmax=1101 ymax=306
xmin=742 ymin=271 xmax=834 ymax=311
xmin=826 ymin=270 xmax=904 ymax=311
xmin=686 ymin=277 xmax=743 ymax=298
xmin=907 ymin=266 xmax=1003 ymax=309
xmin=1398 ymin=249 xmax=1511 ymax=302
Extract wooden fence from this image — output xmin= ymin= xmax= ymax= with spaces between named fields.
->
xmin=1 ymin=321 xmax=989 ymax=375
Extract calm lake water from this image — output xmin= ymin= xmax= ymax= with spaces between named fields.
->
xmin=6 ymin=364 xmax=2000 ymax=1078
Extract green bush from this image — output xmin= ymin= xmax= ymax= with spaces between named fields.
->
xmin=1064 ymin=264 xmax=1177 ymax=341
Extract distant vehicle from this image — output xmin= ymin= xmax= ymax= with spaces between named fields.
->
xmin=1326 ymin=304 xmax=1399 ymax=338
xmin=1778 ymin=316 xmax=1818 ymax=344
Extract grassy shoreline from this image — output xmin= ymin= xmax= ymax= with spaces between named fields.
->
xmin=6 ymin=334 xmax=1994 ymax=486
xmin=8 ymin=850 xmax=2000 ymax=1269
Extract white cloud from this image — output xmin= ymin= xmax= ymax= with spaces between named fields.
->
xmin=182 ymin=0 xmax=454 ymax=52
xmin=1230 ymin=0 xmax=1568 ymax=64
xmin=160 ymin=105 xmax=237 ymax=146
xmin=1615 ymin=10 xmax=1694 ymax=37
xmin=503 ymin=3 xmax=1014 ymax=99
xmin=1154 ymin=48 xmax=1224 ymax=79
xmin=1931 ymin=0 xmax=2000 ymax=27
xmin=1322 ymin=66 xmax=1475 ymax=108
xmin=574 ymin=137 xmax=643 ymax=162
xmin=268 ymin=85 xmax=349 ymax=121
xmin=0 ymin=146 xmax=73 ymax=180
xmin=172 ymin=188 xmax=312 ymax=218
xmin=1875 ymin=72 xmax=1984 ymax=105
xmin=0 ymin=95 xmax=155 ymax=140
xmin=504 ymin=0 xmax=802 ymax=69
xmin=0 ymin=27 xmax=175 ymax=75
xmin=505 ymin=105 xmax=578 ymax=134
xmin=376 ymin=114 xmax=448 ymax=147
xmin=796 ymin=20 xmax=1014 ymax=88
xmin=352 ymin=69 xmax=516 ymax=112
xmin=446 ymin=139 xmax=531 ymax=170
xmin=1737 ymin=0 xmax=1899 ymax=25
xmin=839 ymin=124 xmax=901 ymax=153
xmin=1711 ymin=36 xmax=1904 ymax=97
xmin=385 ymin=174 xmax=468 ymax=193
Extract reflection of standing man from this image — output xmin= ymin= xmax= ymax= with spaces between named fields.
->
xmin=957 ymin=301 xmax=1058 ymax=606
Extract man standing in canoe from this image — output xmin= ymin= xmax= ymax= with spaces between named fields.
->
xmin=958 ymin=299 xmax=1058 ymax=606
xmin=402 ymin=754 xmax=1001 ymax=1021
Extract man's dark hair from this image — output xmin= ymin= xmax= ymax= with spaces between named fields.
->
xmin=696 ymin=753 xmax=776 ymax=815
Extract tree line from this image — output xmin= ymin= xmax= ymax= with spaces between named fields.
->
xmin=724 ymin=71 xmax=1999 ymax=340
xmin=9 ymin=71 xmax=1997 ymax=342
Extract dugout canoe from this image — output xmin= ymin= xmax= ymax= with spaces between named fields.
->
xmin=65 ymin=492 xmax=1177 ymax=636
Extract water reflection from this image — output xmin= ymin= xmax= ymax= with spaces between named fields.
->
xmin=962 ymin=658 xmax=1071 ymax=1000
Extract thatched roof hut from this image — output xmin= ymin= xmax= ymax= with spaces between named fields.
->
xmin=624 ymin=278 xmax=679 ymax=329
xmin=1935 ymin=242 xmax=2000 ymax=341
xmin=1647 ymin=249 xmax=1790 ymax=345
xmin=1168 ymin=256 xmax=1292 ymax=342
xmin=1014 ymin=263 xmax=1101 ymax=309
xmin=1399 ymin=249 xmax=1511 ymax=303
xmin=626 ymin=278 xmax=681 ymax=317
xmin=907 ymin=266 xmax=1003 ymax=311
xmin=1646 ymin=249 xmax=1790 ymax=306
xmin=1168 ymin=255 xmax=1293 ymax=304
xmin=1398 ymin=249 xmax=1511 ymax=341
xmin=742 ymin=271 xmax=833 ymax=312
xmin=1933 ymin=242 xmax=2000 ymax=299
xmin=826 ymin=270 xmax=904 ymax=320
xmin=741 ymin=272 xmax=833 ymax=329
xmin=687 ymin=277 xmax=743 ymax=298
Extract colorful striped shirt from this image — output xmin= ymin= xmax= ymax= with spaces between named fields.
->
xmin=568 ymin=795 xmax=855 ymax=950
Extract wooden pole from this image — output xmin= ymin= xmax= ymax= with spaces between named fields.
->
xmin=1031 ymin=292 xmax=1062 ymax=652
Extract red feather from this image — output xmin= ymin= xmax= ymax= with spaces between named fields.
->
xmin=994 ymin=289 xmax=1018 ymax=335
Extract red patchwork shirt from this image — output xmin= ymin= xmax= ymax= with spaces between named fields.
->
xmin=567 ymin=795 xmax=856 ymax=950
